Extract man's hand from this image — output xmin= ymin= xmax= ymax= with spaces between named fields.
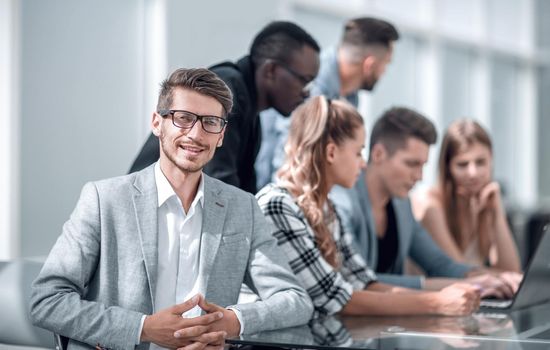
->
xmin=196 ymin=298 xmax=241 ymax=337
xmin=465 ymin=273 xmax=518 ymax=299
xmin=140 ymin=294 xmax=226 ymax=350
xmin=495 ymin=271 xmax=523 ymax=294
xmin=434 ymin=283 xmax=480 ymax=316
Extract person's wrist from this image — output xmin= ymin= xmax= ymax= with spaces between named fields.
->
xmin=422 ymin=292 xmax=441 ymax=315
xmin=225 ymin=309 xmax=241 ymax=337
xmin=140 ymin=315 xmax=153 ymax=343
xmin=495 ymin=199 xmax=507 ymax=216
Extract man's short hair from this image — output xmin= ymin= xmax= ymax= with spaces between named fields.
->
xmin=369 ymin=107 xmax=437 ymax=159
xmin=156 ymin=68 xmax=233 ymax=117
xmin=250 ymin=21 xmax=320 ymax=67
xmin=342 ymin=17 xmax=399 ymax=49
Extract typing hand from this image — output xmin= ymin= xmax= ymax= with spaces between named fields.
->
xmin=141 ymin=294 xmax=226 ymax=350
xmin=466 ymin=273 xmax=515 ymax=299
xmin=496 ymin=271 xmax=523 ymax=294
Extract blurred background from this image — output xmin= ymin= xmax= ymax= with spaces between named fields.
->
xmin=1 ymin=0 xmax=549 ymax=261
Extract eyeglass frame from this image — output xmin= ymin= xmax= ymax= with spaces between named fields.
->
xmin=158 ymin=109 xmax=228 ymax=134
xmin=272 ymin=60 xmax=316 ymax=90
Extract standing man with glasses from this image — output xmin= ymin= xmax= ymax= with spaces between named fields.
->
xmin=130 ymin=21 xmax=320 ymax=194
xmin=256 ymin=17 xmax=399 ymax=189
xmin=31 ymin=68 xmax=313 ymax=350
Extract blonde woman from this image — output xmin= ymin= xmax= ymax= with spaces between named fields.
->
xmin=257 ymin=96 xmax=481 ymax=317
xmin=413 ymin=119 xmax=521 ymax=272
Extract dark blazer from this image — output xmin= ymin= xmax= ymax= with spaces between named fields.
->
xmin=129 ymin=56 xmax=261 ymax=194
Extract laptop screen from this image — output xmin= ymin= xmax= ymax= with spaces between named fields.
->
xmin=511 ymin=226 xmax=550 ymax=310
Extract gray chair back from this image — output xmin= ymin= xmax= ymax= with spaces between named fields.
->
xmin=0 ymin=259 xmax=55 ymax=348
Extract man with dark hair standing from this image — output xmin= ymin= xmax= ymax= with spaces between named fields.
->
xmin=331 ymin=107 xmax=520 ymax=296
xmin=256 ymin=17 xmax=399 ymax=188
xmin=314 ymin=16 xmax=399 ymax=104
xmin=130 ymin=21 xmax=320 ymax=194
xmin=31 ymin=68 xmax=313 ymax=350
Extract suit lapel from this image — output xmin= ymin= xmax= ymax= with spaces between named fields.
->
xmin=199 ymin=175 xmax=227 ymax=296
xmin=132 ymin=166 xmax=159 ymax=311
xmin=392 ymin=199 xmax=407 ymax=270
xmin=361 ymin=179 xmax=379 ymax=268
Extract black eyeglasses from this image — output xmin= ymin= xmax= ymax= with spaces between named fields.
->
xmin=158 ymin=109 xmax=227 ymax=134
xmin=275 ymin=62 xmax=314 ymax=87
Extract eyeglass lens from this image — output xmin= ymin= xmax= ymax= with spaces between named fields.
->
xmin=171 ymin=111 xmax=225 ymax=133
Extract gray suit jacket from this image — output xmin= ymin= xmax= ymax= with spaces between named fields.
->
xmin=30 ymin=165 xmax=313 ymax=350
xmin=331 ymin=171 xmax=471 ymax=289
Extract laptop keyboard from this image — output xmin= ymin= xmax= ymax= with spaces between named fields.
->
xmin=480 ymin=299 xmax=513 ymax=308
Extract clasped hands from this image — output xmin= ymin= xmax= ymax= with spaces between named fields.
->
xmin=140 ymin=294 xmax=240 ymax=350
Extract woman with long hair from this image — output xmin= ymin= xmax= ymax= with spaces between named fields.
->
xmin=412 ymin=119 xmax=521 ymax=272
xmin=257 ymin=96 xmax=481 ymax=316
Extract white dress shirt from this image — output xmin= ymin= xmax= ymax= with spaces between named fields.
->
xmin=154 ymin=162 xmax=205 ymax=316
xmin=146 ymin=163 xmax=204 ymax=350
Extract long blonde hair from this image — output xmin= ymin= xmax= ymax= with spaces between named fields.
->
xmin=277 ymin=96 xmax=364 ymax=267
xmin=438 ymin=119 xmax=493 ymax=257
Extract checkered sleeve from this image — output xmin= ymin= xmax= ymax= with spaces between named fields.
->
xmin=334 ymin=207 xmax=377 ymax=290
xmin=256 ymin=186 xmax=355 ymax=316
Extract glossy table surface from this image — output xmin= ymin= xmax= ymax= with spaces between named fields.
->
xmin=228 ymin=302 xmax=550 ymax=349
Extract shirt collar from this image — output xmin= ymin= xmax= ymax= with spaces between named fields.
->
xmin=154 ymin=162 xmax=205 ymax=209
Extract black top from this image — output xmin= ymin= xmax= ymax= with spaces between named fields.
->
xmin=376 ymin=201 xmax=398 ymax=273
xmin=128 ymin=56 xmax=261 ymax=194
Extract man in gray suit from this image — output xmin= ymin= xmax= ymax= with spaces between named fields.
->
xmin=30 ymin=68 xmax=313 ymax=350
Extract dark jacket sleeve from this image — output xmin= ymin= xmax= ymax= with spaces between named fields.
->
xmin=203 ymin=103 xmax=243 ymax=187
xmin=409 ymin=219 xmax=471 ymax=278
xmin=128 ymin=132 xmax=159 ymax=173
xmin=203 ymin=67 xmax=250 ymax=189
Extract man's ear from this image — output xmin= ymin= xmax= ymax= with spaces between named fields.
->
xmin=259 ymin=59 xmax=278 ymax=81
xmin=362 ymin=55 xmax=377 ymax=75
xmin=326 ymin=142 xmax=337 ymax=164
xmin=151 ymin=112 xmax=162 ymax=137
xmin=216 ymin=128 xmax=225 ymax=148
xmin=370 ymin=143 xmax=387 ymax=163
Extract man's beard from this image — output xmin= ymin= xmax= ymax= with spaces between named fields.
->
xmin=361 ymin=76 xmax=378 ymax=91
xmin=160 ymin=135 xmax=208 ymax=173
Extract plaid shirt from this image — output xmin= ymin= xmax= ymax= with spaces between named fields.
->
xmin=256 ymin=184 xmax=377 ymax=316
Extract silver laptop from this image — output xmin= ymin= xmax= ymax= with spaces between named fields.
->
xmin=480 ymin=225 xmax=550 ymax=311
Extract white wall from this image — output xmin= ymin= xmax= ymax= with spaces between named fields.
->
xmin=165 ymin=0 xmax=280 ymax=69
xmin=537 ymin=0 xmax=550 ymax=202
xmin=0 ymin=0 xmax=20 ymax=260
xmin=18 ymin=0 xmax=150 ymax=257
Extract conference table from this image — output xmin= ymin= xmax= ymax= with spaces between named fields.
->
xmin=227 ymin=302 xmax=550 ymax=349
